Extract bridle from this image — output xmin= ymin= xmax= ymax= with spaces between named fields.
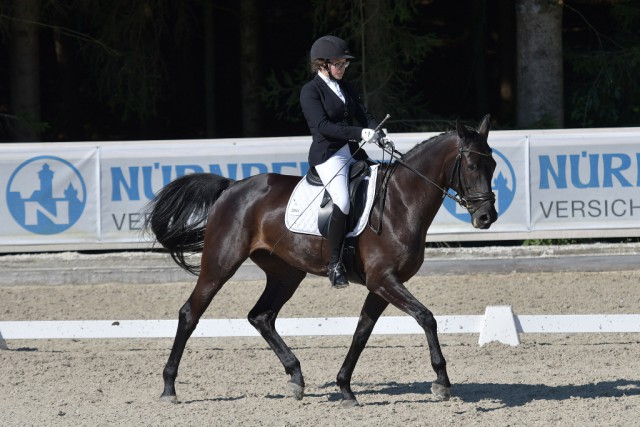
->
xmin=369 ymin=134 xmax=495 ymax=233
xmin=447 ymin=143 xmax=496 ymax=214
xmin=378 ymin=137 xmax=494 ymax=208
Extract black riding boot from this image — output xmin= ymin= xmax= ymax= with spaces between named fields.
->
xmin=327 ymin=205 xmax=349 ymax=289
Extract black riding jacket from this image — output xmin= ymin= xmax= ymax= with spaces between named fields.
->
xmin=300 ymin=74 xmax=380 ymax=167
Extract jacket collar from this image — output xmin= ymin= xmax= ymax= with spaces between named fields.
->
xmin=314 ymin=73 xmax=347 ymax=104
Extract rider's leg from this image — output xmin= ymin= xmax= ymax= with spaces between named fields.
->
xmin=326 ymin=204 xmax=349 ymax=288
xmin=315 ymin=145 xmax=354 ymax=289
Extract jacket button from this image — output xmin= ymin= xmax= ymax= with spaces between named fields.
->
xmin=344 ymin=112 xmax=349 ymax=117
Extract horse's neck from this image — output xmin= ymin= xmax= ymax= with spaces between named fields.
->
xmin=388 ymin=136 xmax=458 ymax=230
xmin=397 ymin=135 xmax=457 ymax=195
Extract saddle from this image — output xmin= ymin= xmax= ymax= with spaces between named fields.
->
xmin=306 ymin=159 xmax=374 ymax=239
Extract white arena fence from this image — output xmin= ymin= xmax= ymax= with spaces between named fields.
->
xmin=1 ymin=126 xmax=640 ymax=253
xmin=2 ymin=306 xmax=639 ymax=350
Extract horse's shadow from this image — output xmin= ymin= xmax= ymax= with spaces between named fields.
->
xmin=313 ymin=379 xmax=640 ymax=407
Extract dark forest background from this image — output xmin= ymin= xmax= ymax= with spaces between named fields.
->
xmin=0 ymin=0 xmax=639 ymax=143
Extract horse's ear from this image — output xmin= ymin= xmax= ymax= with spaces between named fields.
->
xmin=477 ymin=114 xmax=491 ymax=138
xmin=456 ymin=119 xmax=470 ymax=139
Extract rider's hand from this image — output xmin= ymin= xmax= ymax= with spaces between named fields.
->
xmin=361 ymin=128 xmax=377 ymax=143
xmin=380 ymin=137 xmax=395 ymax=150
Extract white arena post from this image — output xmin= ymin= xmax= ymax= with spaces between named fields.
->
xmin=0 ymin=328 xmax=8 ymax=350
xmin=478 ymin=306 xmax=520 ymax=346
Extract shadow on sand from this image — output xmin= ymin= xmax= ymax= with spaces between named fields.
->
xmin=316 ymin=379 xmax=640 ymax=407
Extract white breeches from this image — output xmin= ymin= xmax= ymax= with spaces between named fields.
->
xmin=314 ymin=144 xmax=356 ymax=214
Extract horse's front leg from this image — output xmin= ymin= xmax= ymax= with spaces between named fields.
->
xmin=373 ymin=278 xmax=451 ymax=400
xmin=337 ymin=291 xmax=389 ymax=407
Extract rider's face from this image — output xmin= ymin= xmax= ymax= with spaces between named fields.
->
xmin=328 ymin=59 xmax=349 ymax=80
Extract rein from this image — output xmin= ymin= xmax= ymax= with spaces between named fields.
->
xmin=369 ymin=136 xmax=495 ymax=233
xmin=376 ymin=142 xmax=482 ymax=207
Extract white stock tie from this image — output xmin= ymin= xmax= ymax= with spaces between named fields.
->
xmin=330 ymin=81 xmax=345 ymax=103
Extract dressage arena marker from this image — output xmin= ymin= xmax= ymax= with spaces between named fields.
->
xmin=2 ymin=306 xmax=639 ymax=349
xmin=478 ymin=306 xmax=520 ymax=346
xmin=0 ymin=330 xmax=7 ymax=350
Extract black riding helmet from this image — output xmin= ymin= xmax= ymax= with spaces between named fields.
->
xmin=310 ymin=35 xmax=355 ymax=61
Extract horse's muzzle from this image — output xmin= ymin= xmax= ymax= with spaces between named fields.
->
xmin=472 ymin=205 xmax=498 ymax=229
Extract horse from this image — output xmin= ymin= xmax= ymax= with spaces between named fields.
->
xmin=144 ymin=114 xmax=498 ymax=407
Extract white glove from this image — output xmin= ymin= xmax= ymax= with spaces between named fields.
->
xmin=361 ymin=128 xmax=377 ymax=143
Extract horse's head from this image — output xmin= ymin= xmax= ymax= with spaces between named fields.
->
xmin=453 ymin=114 xmax=498 ymax=229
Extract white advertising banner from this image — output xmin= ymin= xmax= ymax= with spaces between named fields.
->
xmin=530 ymin=131 xmax=640 ymax=231
xmin=1 ymin=127 xmax=639 ymax=252
xmin=99 ymin=138 xmax=312 ymax=243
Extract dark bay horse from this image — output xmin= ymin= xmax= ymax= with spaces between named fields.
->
xmin=145 ymin=114 xmax=497 ymax=407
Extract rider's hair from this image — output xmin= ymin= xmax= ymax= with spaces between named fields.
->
xmin=310 ymin=59 xmax=328 ymax=73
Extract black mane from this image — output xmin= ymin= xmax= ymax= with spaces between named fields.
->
xmin=403 ymin=130 xmax=456 ymax=159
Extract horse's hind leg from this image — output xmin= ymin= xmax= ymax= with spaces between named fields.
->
xmin=372 ymin=278 xmax=451 ymax=400
xmin=160 ymin=275 xmax=225 ymax=402
xmin=247 ymin=255 xmax=307 ymax=400
xmin=337 ymin=291 xmax=389 ymax=407
xmin=160 ymin=247 xmax=246 ymax=403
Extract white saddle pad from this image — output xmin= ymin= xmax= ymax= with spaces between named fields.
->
xmin=285 ymin=165 xmax=379 ymax=237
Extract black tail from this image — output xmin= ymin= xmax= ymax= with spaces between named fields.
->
xmin=143 ymin=173 xmax=233 ymax=275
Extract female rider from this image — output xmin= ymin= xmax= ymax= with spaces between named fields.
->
xmin=300 ymin=35 xmax=384 ymax=289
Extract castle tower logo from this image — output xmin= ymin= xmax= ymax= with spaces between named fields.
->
xmin=6 ymin=156 xmax=87 ymax=235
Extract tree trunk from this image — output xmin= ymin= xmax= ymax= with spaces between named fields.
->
xmin=471 ymin=0 xmax=489 ymax=119
xmin=204 ymin=0 xmax=216 ymax=138
xmin=9 ymin=0 xmax=41 ymax=141
xmin=497 ymin=0 xmax=516 ymax=126
xmin=363 ymin=0 xmax=386 ymax=118
xmin=515 ymin=0 xmax=564 ymax=128
xmin=240 ymin=0 xmax=262 ymax=137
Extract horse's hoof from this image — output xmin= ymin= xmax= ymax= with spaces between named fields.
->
xmin=287 ymin=381 xmax=305 ymax=400
xmin=431 ymin=383 xmax=451 ymax=401
xmin=159 ymin=394 xmax=178 ymax=404
xmin=340 ymin=398 xmax=360 ymax=408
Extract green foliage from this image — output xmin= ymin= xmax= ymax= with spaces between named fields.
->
xmin=522 ymin=238 xmax=581 ymax=246
xmin=523 ymin=237 xmax=640 ymax=246
xmin=611 ymin=2 xmax=640 ymax=31
xmin=1 ymin=0 xmax=192 ymax=122
xmin=68 ymin=0 xmax=192 ymax=121
xmin=0 ymin=2 xmax=9 ymax=37
xmin=261 ymin=0 xmax=439 ymax=129
xmin=565 ymin=2 xmax=640 ymax=127
xmin=260 ymin=59 xmax=309 ymax=123
xmin=20 ymin=1 xmax=189 ymax=122
xmin=18 ymin=113 xmax=50 ymax=133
